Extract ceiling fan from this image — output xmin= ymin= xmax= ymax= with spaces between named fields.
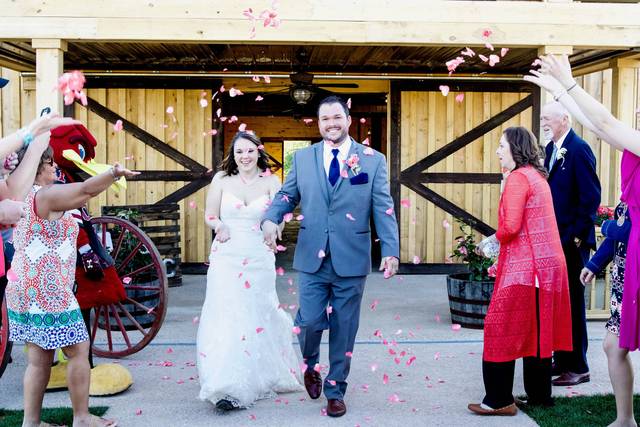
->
xmin=251 ymin=47 xmax=359 ymax=106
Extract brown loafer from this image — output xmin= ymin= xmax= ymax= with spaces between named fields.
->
xmin=467 ymin=403 xmax=517 ymax=416
xmin=326 ymin=399 xmax=347 ymax=417
xmin=552 ymin=372 xmax=590 ymax=386
xmin=304 ymin=370 xmax=322 ymax=399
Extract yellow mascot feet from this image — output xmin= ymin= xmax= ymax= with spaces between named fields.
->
xmin=46 ymin=360 xmax=133 ymax=396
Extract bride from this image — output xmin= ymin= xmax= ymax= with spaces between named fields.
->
xmin=197 ymin=131 xmax=303 ymax=411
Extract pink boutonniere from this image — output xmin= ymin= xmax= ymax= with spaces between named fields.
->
xmin=346 ymin=154 xmax=361 ymax=175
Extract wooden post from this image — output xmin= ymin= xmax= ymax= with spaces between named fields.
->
xmin=32 ymin=38 xmax=67 ymax=115
xmin=611 ymin=58 xmax=640 ymax=203
xmin=536 ymin=46 xmax=574 ymax=144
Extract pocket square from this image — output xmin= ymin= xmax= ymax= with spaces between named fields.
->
xmin=350 ymin=172 xmax=368 ymax=185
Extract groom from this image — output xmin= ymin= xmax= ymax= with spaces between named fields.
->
xmin=262 ymin=96 xmax=399 ymax=417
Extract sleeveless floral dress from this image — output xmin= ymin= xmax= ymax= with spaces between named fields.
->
xmin=6 ymin=185 xmax=88 ymax=349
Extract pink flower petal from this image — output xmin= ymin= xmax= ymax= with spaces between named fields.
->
xmin=276 ymin=266 xmax=285 ymax=276
xmin=361 ymin=137 xmax=370 ymax=146
xmin=412 ymin=255 xmax=420 ymax=264
xmin=122 ymin=276 xmax=132 ymax=285
xmin=500 ymin=47 xmax=509 ymax=57
xmin=292 ymin=326 xmax=301 ymax=335
xmin=489 ymin=54 xmax=500 ymax=67
xmin=199 ymin=99 xmax=208 ymax=108
xmin=455 ymin=94 xmax=465 ymax=103
xmin=370 ymin=300 xmax=379 ymax=310
xmin=461 ymin=47 xmax=475 ymax=57
xmin=363 ymin=147 xmax=374 ymax=156
xmin=252 ymin=75 xmax=260 ymax=82
xmin=113 ymin=120 xmax=123 ymax=132
xmin=383 ymin=373 xmax=389 ymax=384
xmin=452 ymin=324 xmax=462 ymax=331
xmin=296 ymin=214 xmax=304 ymax=221
xmin=345 ymin=351 xmax=353 ymax=358
xmin=238 ymin=123 xmax=247 ymax=132
xmin=244 ymin=281 xmax=251 ymax=289
xmin=303 ymin=118 xmax=313 ymax=125
xmin=255 ymin=95 xmax=264 ymax=101
xmin=135 ymin=409 xmax=142 ymax=416
xmin=407 ymin=356 xmax=417 ymax=366
xmin=276 ymin=244 xmax=287 ymax=252
xmin=482 ymin=29 xmax=493 ymax=38
xmin=346 ymin=213 xmax=356 ymax=221
xmin=346 ymin=98 xmax=352 ymax=109
xmin=340 ymin=169 xmax=349 ymax=178
xmin=438 ymin=85 xmax=450 ymax=97
xmin=442 ymin=219 xmax=451 ymax=228
xmin=479 ymin=54 xmax=489 ymax=63
xmin=485 ymin=42 xmax=494 ymax=51
xmin=326 ymin=305 xmax=333 ymax=315
xmin=283 ymin=213 xmax=294 ymax=222
xmin=192 ymin=316 xmax=200 ymax=324
xmin=400 ymin=199 xmax=411 ymax=208
xmin=359 ymin=118 xmax=366 ymax=124
xmin=256 ymin=327 xmax=264 ymax=334
xmin=188 ymin=200 xmax=196 ymax=209
xmin=328 ymin=380 xmax=336 ymax=386
xmin=385 ymin=207 xmax=394 ymax=215
xmin=318 ymin=249 xmax=326 ymax=258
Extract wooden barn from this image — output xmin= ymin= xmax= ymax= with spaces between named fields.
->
xmin=0 ymin=0 xmax=639 ymax=276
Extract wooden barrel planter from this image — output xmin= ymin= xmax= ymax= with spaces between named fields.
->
xmin=446 ymin=273 xmax=494 ymax=329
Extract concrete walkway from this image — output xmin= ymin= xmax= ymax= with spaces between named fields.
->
xmin=2 ymin=272 xmax=639 ymax=426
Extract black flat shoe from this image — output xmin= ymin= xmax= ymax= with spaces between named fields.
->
xmin=215 ymin=399 xmax=237 ymax=412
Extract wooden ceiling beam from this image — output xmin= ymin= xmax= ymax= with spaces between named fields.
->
xmin=0 ymin=1 xmax=639 ymax=49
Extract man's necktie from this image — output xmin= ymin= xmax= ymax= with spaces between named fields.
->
xmin=328 ymin=148 xmax=340 ymax=186
xmin=549 ymin=143 xmax=558 ymax=170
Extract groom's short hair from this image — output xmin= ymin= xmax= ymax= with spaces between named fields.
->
xmin=317 ymin=95 xmax=350 ymax=118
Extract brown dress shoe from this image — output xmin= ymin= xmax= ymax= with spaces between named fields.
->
xmin=327 ymin=399 xmax=347 ymax=417
xmin=552 ymin=371 xmax=590 ymax=386
xmin=304 ymin=370 xmax=322 ymax=399
xmin=467 ymin=403 xmax=517 ymax=416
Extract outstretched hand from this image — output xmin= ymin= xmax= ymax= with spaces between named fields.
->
xmin=112 ymin=162 xmax=140 ymax=179
xmin=27 ymin=113 xmax=82 ymax=137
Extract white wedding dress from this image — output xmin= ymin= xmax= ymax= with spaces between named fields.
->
xmin=197 ymin=192 xmax=303 ymax=408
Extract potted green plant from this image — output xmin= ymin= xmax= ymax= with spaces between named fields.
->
xmin=446 ymin=220 xmax=496 ymax=329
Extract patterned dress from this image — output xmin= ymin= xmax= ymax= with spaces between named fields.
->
xmin=6 ymin=185 xmax=88 ymax=349
xmin=606 ymin=202 xmax=629 ymax=335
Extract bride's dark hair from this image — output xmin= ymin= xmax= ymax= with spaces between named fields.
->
xmin=220 ymin=131 xmax=273 ymax=176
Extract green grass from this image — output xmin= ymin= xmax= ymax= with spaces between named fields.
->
xmin=0 ymin=407 xmax=108 ymax=427
xmin=520 ymin=394 xmax=640 ymax=427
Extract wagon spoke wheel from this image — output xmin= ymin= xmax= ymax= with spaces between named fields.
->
xmin=0 ymin=278 xmax=13 ymax=378
xmin=89 ymin=216 xmax=168 ymax=358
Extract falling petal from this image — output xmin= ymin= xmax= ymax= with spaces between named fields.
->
xmin=439 ymin=85 xmax=450 ymax=97
xmin=328 ymin=380 xmax=337 ymax=386
xmin=452 ymin=324 xmax=462 ymax=331
xmin=276 ymin=266 xmax=285 ymax=276
xmin=255 ymin=95 xmax=264 ymax=101
xmin=292 ymin=326 xmax=301 ymax=335
xmin=500 ymin=47 xmax=509 ymax=57
xmin=442 ymin=219 xmax=451 ymax=228
xmin=340 ymin=169 xmax=349 ymax=178
xmin=135 ymin=409 xmax=142 ymax=416
xmin=113 ymin=120 xmax=123 ymax=132
xmin=199 ymin=98 xmax=208 ymax=108
xmin=385 ymin=207 xmax=394 ymax=215
xmin=256 ymin=327 xmax=264 ymax=333
xmin=485 ymin=42 xmax=494 ymax=51
xmin=192 ymin=316 xmax=200 ymax=324
xmin=400 ymin=199 xmax=411 ymax=208
xmin=188 ymin=200 xmax=196 ymax=209
xmin=296 ymin=214 xmax=304 ymax=221
xmin=346 ymin=213 xmax=356 ymax=221
xmin=370 ymin=299 xmax=379 ymax=310
xmin=276 ymin=244 xmax=287 ymax=252
xmin=489 ymin=54 xmax=500 ymax=67
xmin=359 ymin=118 xmax=366 ymax=124
xmin=383 ymin=373 xmax=389 ymax=384
xmin=346 ymin=98 xmax=352 ymax=109
xmin=412 ymin=255 xmax=420 ymax=264
xmin=407 ymin=356 xmax=417 ymax=366
xmin=434 ymin=352 xmax=440 ymax=360
xmin=283 ymin=213 xmax=294 ymax=222
xmin=326 ymin=305 xmax=333 ymax=315
xmin=303 ymin=118 xmax=313 ymax=125
xmin=244 ymin=281 xmax=251 ymax=289
xmin=482 ymin=29 xmax=493 ymax=38
xmin=461 ymin=47 xmax=475 ymax=57
xmin=238 ymin=123 xmax=247 ymax=132
xmin=479 ymin=54 xmax=489 ymax=63
xmin=122 ymin=277 xmax=132 ymax=285
xmin=345 ymin=351 xmax=353 ymax=358
xmin=455 ymin=93 xmax=465 ymax=103
xmin=318 ymin=249 xmax=326 ymax=258
xmin=361 ymin=137 xmax=370 ymax=146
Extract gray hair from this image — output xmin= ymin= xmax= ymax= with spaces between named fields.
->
xmin=543 ymin=101 xmax=572 ymax=126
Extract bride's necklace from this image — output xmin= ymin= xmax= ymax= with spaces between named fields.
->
xmin=239 ymin=173 xmax=260 ymax=185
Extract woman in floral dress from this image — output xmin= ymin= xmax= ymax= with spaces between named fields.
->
xmin=6 ymin=142 xmax=137 ymax=427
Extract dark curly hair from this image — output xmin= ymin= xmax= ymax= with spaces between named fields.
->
xmin=16 ymin=144 xmax=54 ymax=177
xmin=502 ymin=127 xmax=548 ymax=178
xmin=220 ymin=131 xmax=272 ymax=176
xmin=317 ymin=95 xmax=350 ymax=118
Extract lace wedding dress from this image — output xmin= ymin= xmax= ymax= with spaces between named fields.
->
xmin=197 ymin=192 xmax=303 ymax=408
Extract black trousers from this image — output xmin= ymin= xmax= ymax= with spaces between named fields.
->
xmin=553 ymin=243 xmax=589 ymax=374
xmin=482 ymin=288 xmax=553 ymax=408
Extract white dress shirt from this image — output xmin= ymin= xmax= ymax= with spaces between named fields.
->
xmin=553 ymin=128 xmax=571 ymax=149
xmin=323 ymin=139 xmax=352 ymax=177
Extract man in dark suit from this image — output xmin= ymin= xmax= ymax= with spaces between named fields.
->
xmin=541 ymin=101 xmax=601 ymax=386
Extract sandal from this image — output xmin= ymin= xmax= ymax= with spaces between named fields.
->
xmin=88 ymin=414 xmax=117 ymax=427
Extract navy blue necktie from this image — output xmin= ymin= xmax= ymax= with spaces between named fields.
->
xmin=328 ymin=148 xmax=340 ymax=186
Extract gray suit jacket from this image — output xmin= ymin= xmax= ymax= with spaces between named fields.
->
xmin=263 ymin=139 xmax=400 ymax=277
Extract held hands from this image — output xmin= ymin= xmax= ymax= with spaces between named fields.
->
xmin=1 ymin=152 xmax=18 ymax=175
xmin=379 ymin=256 xmax=399 ymax=278
xmin=261 ymin=220 xmax=280 ymax=252
xmin=0 ymin=199 xmax=26 ymax=224
xmin=580 ymin=267 xmax=595 ymax=286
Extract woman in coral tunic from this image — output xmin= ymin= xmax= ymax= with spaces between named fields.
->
xmin=468 ymin=127 xmax=572 ymax=416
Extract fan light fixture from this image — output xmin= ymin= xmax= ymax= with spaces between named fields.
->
xmin=291 ymin=87 xmax=313 ymax=105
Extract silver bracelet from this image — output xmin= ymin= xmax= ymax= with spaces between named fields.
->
xmin=109 ymin=167 xmax=119 ymax=181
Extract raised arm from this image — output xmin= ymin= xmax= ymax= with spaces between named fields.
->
xmin=525 ymin=55 xmax=639 ymax=155
xmin=495 ymin=172 xmax=528 ymax=244
xmin=3 ymin=132 xmax=52 ymax=201
xmin=35 ymin=163 xmax=138 ymax=219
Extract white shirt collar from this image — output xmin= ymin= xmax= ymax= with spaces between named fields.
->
xmin=323 ymin=138 xmax=352 ymax=176
xmin=554 ymin=128 xmax=571 ymax=149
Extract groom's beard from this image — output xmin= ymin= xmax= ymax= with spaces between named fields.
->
xmin=322 ymin=130 xmax=349 ymax=146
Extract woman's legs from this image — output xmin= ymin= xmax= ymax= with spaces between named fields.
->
xmin=62 ymin=341 xmax=92 ymax=426
xmin=603 ymin=331 xmax=636 ymax=427
xmin=22 ymin=343 xmax=55 ymax=427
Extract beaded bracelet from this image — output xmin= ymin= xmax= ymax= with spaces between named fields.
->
xmin=19 ymin=128 xmax=34 ymax=148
